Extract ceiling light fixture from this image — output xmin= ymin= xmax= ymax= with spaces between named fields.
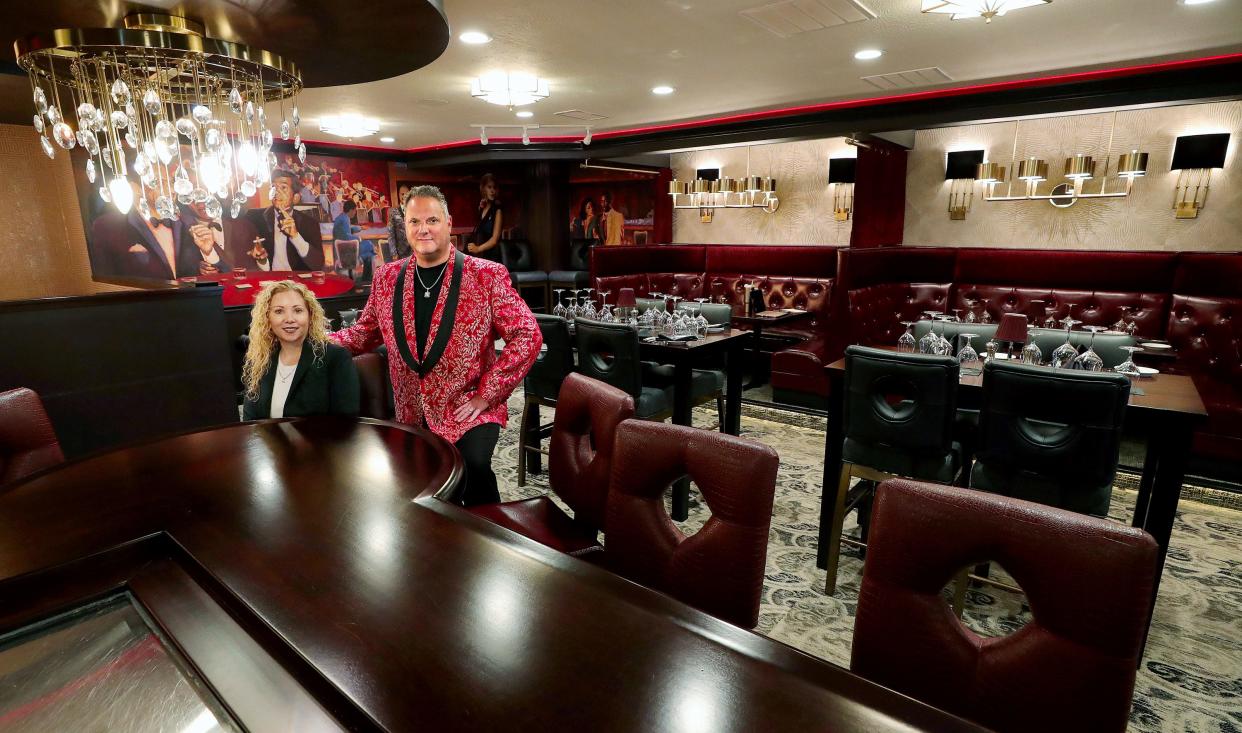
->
xmin=669 ymin=147 xmax=779 ymax=215
xmin=470 ymin=71 xmax=549 ymax=108
xmin=16 ymin=11 xmax=302 ymax=218
xmin=469 ymin=123 xmax=591 ymax=146
xmin=651 ymin=85 xmax=675 ymax=95
xmin=1181 ymin=0 xmax=1216 ymax=4
xmin=379 ymin=136 xmax=395 ymax=143
xmin=921 ymin=0 xmax=1051 ymax=23
xmin=319 ymin=114 xmax=380 ymax=139
xmin=459 ymin=31 xmax=492 ymax=44
xmin=854 ymin=49 xmax=883 ymax=60
xmin=515 ymin=110 xmax=533 ymax=118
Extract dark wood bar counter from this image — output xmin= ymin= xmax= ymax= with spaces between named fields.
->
xmin=0 ymin=418 xmax=984 ymax=732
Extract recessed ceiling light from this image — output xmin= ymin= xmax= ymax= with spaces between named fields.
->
xmin=459 ymin=31 xmax=492 ymax=44
xmin=652 ymin=85 xmax=675 ymax=95
xmin=379 ymin=136 xmax=395 ymax=143
xmin=854 ymin=49 xmax=883 ymax=60
xmin=515 ymin=110 xmax=533 ymax=118
xmin=1181 ymin=0 xmax=1215 ymax=4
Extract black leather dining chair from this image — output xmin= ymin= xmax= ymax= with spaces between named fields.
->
xmin=574 ymin=319 xmax=672 ymax=420
xmin=501 ymin=239 xmax=550 ymax=312
xmin=970 ymin=360 xmax=1131 ymax=517
xmin=518 ymin=315 xmax=576 ymax=486
xmin=824 ymin=346 xmax=963 ymax=595
xmin=548 ymin=239 xmax=593 ymax=291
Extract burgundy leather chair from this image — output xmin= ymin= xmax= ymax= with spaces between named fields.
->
xmin=467 ymin=373 xmax=635 ymax=555
xmin=852 ymin=478 xmax=1158 ymax=733
xmin=603 ymin=421 xmax=780 ymax=628
xmin=353 ymin=350 xmax=393 ymax=420
xmin=0 ymin=388 xmax=65 ymax=486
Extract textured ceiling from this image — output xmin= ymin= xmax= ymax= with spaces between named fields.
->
xmin=6 ymin=0 xmax=1242 ymax=151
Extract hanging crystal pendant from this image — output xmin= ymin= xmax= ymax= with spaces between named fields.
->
xmin=291 ymin=105 xmax=300 ymax=126
xmin=110 ymin=110 xmax=128 ymax=130
xmin=258 ymin=107 xmax=267 ymax=127
xmin=219 ymin=138 xmax=233 ymax=163
xmin=156 ymin=195 xmax=175 ymax=220
xmin=204 ymin=126 xmax=222 ymax=150
xmin=280 ymin=119 xmax=291 ymax=140
xmin=33 ymin=87 xmax=47 ymax=114
xmin=46 ymin=106 xmax=61 ymax=125
xmin=245 ymin=100 xmax=255 ymax=123
xmin=81 ymin=132 xmax=100 ymax=156
xmin=101 ymin=145 xmax=114 ymax=169
xmin=125 ymin=102 xmax=137 ymax=119
xmin=143 ymin=140 xmax=157 ymax=163
xmin=191 ymin=187 xmax=209 ymax=203
xmin=141 ymin=166 xmax=157 ymax=187
xmin=133 ymin=152 xmax=150 ymax=177
xmin=155 ymin=119 xmax=174 ymax=139
xmin=229 ymin=87 xmax=243 ymax=114
xmin=143 ymin=88 xmax=162 ymax=115
xmin=214 ymin=186 xmax=230 ymax=201
xmin=92 ymin=108 xmax=106 ymax=131
xmin=177 ymin=193 xmax=193 ymax=205
xmin=76 ymin=102 xmax=96 ymax=123
xmin=99 ymin=185 xmax=111 ymax=203
xmin=137 ymin=194 xmax=151 ymax=220
xmin=297 ymin=142 xmax=306 ymax=163
xmin=230 ymin=200 xmax=243 ymax=219
xmin=191 ymin=104 xmax=212 ymax=124
xmin=260 ymin=128 xmax=273 ymax=148
xmin=154 ymin=132 xmax=176 ymax=165
xmin=52 ymin=122 xmax=76 ymax=149
xmin=39 ymin=135 xmax=54 ymax=159
xmin=75 ymin=130 xmax=90 ymax=148
xmin=111 ymin=78 xmax=130 ymax=104
xmin=173 ymin=166 xmax=193 ymax=195
xmin=241 ymin=179 xmax=257 ymax=197
xmin=175 ymin=117 xmax=198 ymax=141
xmin=85 ymin=158 xmax=96 ymax=183
xmin=124 ymin=130 xmax=138 ymax=149
xmin=32 ymin=114 xmax=44 ymax=133
xmin=293 ymin=132 xmax=301 ymax=149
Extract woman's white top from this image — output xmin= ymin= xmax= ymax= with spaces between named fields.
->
xmin=271 ymin=360 xmax=298 ymax=418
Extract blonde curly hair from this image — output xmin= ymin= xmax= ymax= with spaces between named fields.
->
xmin=242 ymin=280 xmax=330 ymax=401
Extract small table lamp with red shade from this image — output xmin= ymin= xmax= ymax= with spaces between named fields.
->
xmin=616 ymin=287 xmax=637 ymax=321
xmin=994 ymin=313 xmax=1029 ymax=359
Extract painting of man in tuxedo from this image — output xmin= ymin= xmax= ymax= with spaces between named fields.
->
xmin=179 ymin=200 xmax=263 ymax=277
xmin=243 ymin=169 xmax=325 ymax=272
xmin=89 ymin=183 xmax=197 ymax=281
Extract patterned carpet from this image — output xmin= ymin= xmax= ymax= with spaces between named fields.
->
xmin=493 ymin=388 xmax=1242 ymax=733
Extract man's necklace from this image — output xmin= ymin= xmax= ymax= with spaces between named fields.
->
xmin=415 ymin=261 xmax=448 ymax=298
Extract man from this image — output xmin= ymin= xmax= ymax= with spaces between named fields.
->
xmin=600 ymin=192 xmax=626 ymax=246
xmin=178 ymin=201 xmax=241 ymax=277
xmin=331 ymin=185 xmax=541 ymax=505
xmin=245 ymin=169 xmax=325 ymax=271
xmin=90 ymin=183 xmax=191 ymax=280
xmin=333 ymin=200 xmax=362 ymax=243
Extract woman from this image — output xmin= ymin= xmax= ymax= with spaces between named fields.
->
xmin=467 ymin=173 xmax=503 ymax=262
xmin=570 ymin=198 xmax=602 ymax=243
xmin=242 ymin=280 xmax=360 ymax=420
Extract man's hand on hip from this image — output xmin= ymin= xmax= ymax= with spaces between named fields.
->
xmin=453 ymin=395 xmax=489 ymax=423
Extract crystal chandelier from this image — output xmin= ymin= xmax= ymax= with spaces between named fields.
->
xmin=921 ymin=0 xmax=1051 ymax=22
xmin=470 ymin=72 xmax=549 ymax=108
xmin=16 ymin=13 xmax=304 ymax=219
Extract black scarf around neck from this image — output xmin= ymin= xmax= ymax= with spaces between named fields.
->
xmin=391 ymin=249 xmax=464 ymax=377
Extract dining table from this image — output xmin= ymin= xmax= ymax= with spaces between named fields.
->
xmin=815 ymin=346 xmax=1208 ymax=649
xmin=0 ymin=417 xmax=987 ymax=732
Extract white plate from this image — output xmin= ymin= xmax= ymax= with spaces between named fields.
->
xmin=991 ymin=353 xmax=1010 ymax=360
xmin=1140 ymin=342 xmax=1172 ymax=350
xmin=1136 ymin=366 xmax=1159 ymax=376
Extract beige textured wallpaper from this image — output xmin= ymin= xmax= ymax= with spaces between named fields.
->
xmin=0 ymin=123 xmax=135 ymax=301
xmin=903 ymin=101 xmax=1242 ymax=251
xmin=671 ymin=138 xmax=855 ymax=245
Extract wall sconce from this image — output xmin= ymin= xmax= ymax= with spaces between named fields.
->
xmin=828 ymin=157 xmax=856 ymax=221
xmin=945 ymin=150 xmax=984 ymax=219
xmin=1171 ymin=133 xmax=1229 ymax=219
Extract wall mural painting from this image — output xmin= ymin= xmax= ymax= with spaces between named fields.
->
xmin=77 ymin=148 xmax=393 ymax=302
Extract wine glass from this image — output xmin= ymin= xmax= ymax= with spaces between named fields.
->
xmin=934 ymin=315 xmax=955 ymax=356
xmin=1020 ymin=328 xmax=1043 ymax=365
xmin=957 ymin=333 xmax=982 ymax=376
xmin=964 ymin=300 xmax=978 ymax=324
xmin=692 ymin=299 xmax=710 ymax=336
xmin=951 ymin=308 xmax=964 ymax=323
xmin=598 ymin=290 xmax=613 ymax=322
xmin=1114 ymin=346 xmax=1141 ymax=377
xmin=1050 ymin=316 xmax=1081 ymax=369
xmin=553 ymin=288 xmax=567 ymax=318
xmin=918 ymin=311 xmax=942 ymax=354
xmin=1074 ymin=325 xmax=1106 ymax=372
xmin=897 ymin=321 xmax=917 ymax=352
xmin=979 ymin=300 xmax=992 ymax=324
xmin=1043 ymin=307 xmax=1058 ymax=329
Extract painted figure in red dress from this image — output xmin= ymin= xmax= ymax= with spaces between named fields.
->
xmin=331 ymin=185 xmax=542 ymax=505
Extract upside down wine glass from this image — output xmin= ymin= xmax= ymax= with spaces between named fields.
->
xmin=918 ymin=311 xmax=942 ymax=354
xmin=897 ymin=321 xmax=917 ymax=352
xmin=1114 ymin=345 xmax=1142 ymax=377
xmin=553 ymin=288 xmax=567 ymax=318
xmin=957 ymin=333 xmax=982 ymax=376
xmin=1074 ymin=325 xmax=1106 ymax=372
xmin=1050 ymin=316 xmax=1081 ymax=369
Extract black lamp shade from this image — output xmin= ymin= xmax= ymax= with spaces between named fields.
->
xmin=828 ymin=157 xmax=856 ymax=184
xmin=695 ymin=168 xmax=720 ymax=181
xmin=1171 ymin=133 xmax=1229 ymax=170
xmin=945 ymin=150 xmax=984 ymax=180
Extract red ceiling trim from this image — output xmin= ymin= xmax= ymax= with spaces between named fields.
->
xmin=305 ymin=52 xmax=1242 ymax=155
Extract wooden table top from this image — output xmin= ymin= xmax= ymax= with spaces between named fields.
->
xmin=733 ymin=309 xmax=813 ymax=325
xmin=640 ymin=327 xmax=752 ymax=351
xmin=0 ymin=418 xmax=985 ymax=732
xmin=826 ymin=346 xmax=1207 ymax=417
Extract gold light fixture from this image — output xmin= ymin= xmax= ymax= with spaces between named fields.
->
xmin=1169 ymin=133 xmax=1229 ymax=218
xmin=945 ymin=149 xmax=984 ymax=219
xmin=979 ymin=114 xmax=1148 ymax=207
xmin=921 ymin=0 xmax=1051 ymax=23
xmin=16 ymin=12 xmax=303 ymax=218
xmin=669 ymin=147 xmax=779 ymax=216
xmin=828 ymin=157 xmax=856 ymax=221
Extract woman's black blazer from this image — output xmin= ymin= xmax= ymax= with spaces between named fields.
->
xmin=242 ymin=341 xmax=360 ymax=420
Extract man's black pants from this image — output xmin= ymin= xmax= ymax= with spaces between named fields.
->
xmin=454 ymin=423 xmax=501 ymax=506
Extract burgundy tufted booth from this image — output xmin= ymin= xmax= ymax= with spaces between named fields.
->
xmin=852 ymin=479 xmax=1158 ymax=733
xmin=603 ymin=420 xmax=780 ymax=628
xmin=0 ymin=387 xmax=65 ymax=486
xmin=467 ymin=374 xmax=635 ymax=555
xmin=591 ymin=244 xmax=842 ymax=406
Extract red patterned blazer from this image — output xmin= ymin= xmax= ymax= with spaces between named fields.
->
xmin=331 ymin=248 xmax=542 ymax=443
